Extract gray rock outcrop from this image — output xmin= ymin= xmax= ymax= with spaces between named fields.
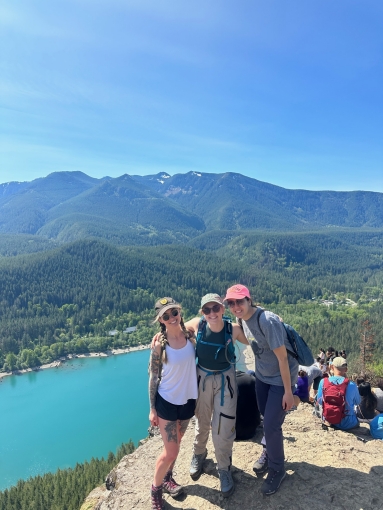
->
xmin=81 ymin=405 xmax=383 ymax=510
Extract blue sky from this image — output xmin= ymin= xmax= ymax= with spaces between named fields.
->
xmin=1 ymin=0 xmax=382 ymax=191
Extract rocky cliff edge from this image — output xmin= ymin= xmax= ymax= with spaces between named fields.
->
xmin=81 ymin=404 xmax=383 ymax=510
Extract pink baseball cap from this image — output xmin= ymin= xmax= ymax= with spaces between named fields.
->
xmin=224 ymin=284 xmax=251 ymax=301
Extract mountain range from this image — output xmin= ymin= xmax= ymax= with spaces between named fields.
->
xmin=1 ymin=170 xmax=383 ymax=245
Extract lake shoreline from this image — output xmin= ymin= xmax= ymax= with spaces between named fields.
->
xmin=0 ymin=343 xmax=254 ymax=381
xmin=0 ymin=344 xmax=151 ymax=380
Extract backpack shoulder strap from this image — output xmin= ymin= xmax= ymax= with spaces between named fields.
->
xmin=339 ymin=378 xmax=350 ymax=391
xmin=223 ymin=316 xmax=233 ymax=341
xmin=196 ymin=317 xmax=207 ymax=345
xmin=255 ymin=308 xmax=266 ymax=336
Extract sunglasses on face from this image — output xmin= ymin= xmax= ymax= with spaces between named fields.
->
xmin=227 ymin=298 xmax=246 ymax=307
xmin=161 ymin=309 xmax=179 ymax=321
xmin=202 ymin=304 xmax=221 ymax=315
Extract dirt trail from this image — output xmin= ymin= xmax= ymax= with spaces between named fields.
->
xmin=81 ymin=404 xmax=383 ymax=510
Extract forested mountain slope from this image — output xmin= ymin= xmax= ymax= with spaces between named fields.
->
xmin=0 ymin=172 xmax=98 ymax=234
xmin=0 ymin=232 xmax=382 ymax=372
xmin=0 ymin=173 xmax=205 ymax=244
xmin=1 ymin=171 xmax=383 ymax=245
xmin=0 ymin=239 xmax=250 ymax=368
xmin=134 ymin=171 xmax=383 ymax=230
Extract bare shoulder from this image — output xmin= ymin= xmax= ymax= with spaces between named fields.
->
xmin=232 ymin=323 xmax=242 ymax=334
xmin=151 ymin=337 xmax=162 ymax=355
xmin=232 ymin=323 xmax=248 ymax=344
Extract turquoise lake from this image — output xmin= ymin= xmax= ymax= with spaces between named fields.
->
xmin=0 ymin=349 xmax=151 ymax=491
xmin=0 ymin=342 xmax=248 ymax=491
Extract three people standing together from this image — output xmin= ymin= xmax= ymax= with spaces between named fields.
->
xmin=148 ymin=284 xmax=298 ymax=509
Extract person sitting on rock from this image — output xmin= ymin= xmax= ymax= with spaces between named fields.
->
xmin=293 ymin=369 xmax=309 ymax=404
xmin=299 ymin=362 xmax=323 ymax=398
xmin=316 ymin=357 xmax=360 ymax=430
xmin=356 ymin=376 xmax=365 ymax=387
xmin=372 ymin=378 xmax=383 ymax=413
xmin=356 ymin=382 xmax=379 ymax=421
xmin=326 ymin=347 xmax=335 ymax=362
xmin=320 ymin=360 xmax=328 ymax=376
xmin=318 ymin=348 xmax=326 ymax=361
xmin=369 ymin=412 xmax=383 ymax=440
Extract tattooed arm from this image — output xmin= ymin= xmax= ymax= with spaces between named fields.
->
xmin=148 ymin=341 xmax=162 ymax=427
xmin=150 ymin=332 xmax=161 ymax=350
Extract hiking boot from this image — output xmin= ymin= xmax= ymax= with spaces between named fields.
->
xmin=261 ymin=468 xmax=286 ymax=495
xmin=150 ymin=485 xmax=164 ymax=510
xmin=217 ymin=468 xmax=234 ymax=498
xmin=189 ymin=450 xmax=207 ymax=480
xmin=162 ymin=471 xmax=184 ymax=498
xmin=253 ymin=448 xmax=268 ymax=476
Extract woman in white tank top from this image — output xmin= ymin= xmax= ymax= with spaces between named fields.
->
xmin=148 ymin=297 xmax=197 ymax=510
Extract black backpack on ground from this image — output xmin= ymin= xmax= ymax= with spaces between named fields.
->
xmin=235 ymin=371 xmax=260 ymax=440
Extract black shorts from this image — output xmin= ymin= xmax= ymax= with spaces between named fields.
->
xmin=155 ymin=392 xmax=196 ymax=422
xmin=313 ymin=375 xmax=322 ymax=391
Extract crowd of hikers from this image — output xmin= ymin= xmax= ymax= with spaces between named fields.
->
xmin=147 ymin=285 xmax=383 ymax=509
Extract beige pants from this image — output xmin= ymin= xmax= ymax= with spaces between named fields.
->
xmin=193 ymin=365 xmax=237 ymax=470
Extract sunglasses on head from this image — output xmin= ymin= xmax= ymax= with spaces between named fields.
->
xmin=202 ymin=303 xmax=221 ymax=315
xmin=161 ymin=309 xmax=179 ymax=321
xmin=226 ymin=298 xmax=247 ymax=307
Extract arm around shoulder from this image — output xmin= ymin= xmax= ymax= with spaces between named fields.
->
xmin=184 ymin=317 xmax=200 ymax=335
xmin=232 ymin=323 xmax=249 ymax=345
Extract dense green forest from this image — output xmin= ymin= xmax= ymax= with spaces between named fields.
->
xmin=0 ymin=441 xmax=135 ymax=510
xmin=0 ymin=230 xmax=382 ymax=372
xmin=0 ymin=239 xmax=251 ymax=370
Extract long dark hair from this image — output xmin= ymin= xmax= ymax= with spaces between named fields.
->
xmin=358 ymin=382 xmax=377 ymax=411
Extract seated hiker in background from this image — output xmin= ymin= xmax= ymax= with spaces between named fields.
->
xmin=293 ymin=369 xmax=309 ymax=405
xmin=318 ymin=348 xmax=326 ymax=362
xmin=372 ymin=378 xmax=383 ymax=413
xmin=316 ymin=357 xmax=360 ymax=430
xmin=148 ymin=297 xmax=198 ymax=510
xmin=325 ymin=347 xmax=335 ymax=362
xmin=369 ymin=412 xmax=383 ymax=440
xmin=356 ymin=376 xmax=365 ymax=387
xmin=299 ymin=362 xmax=323 ymax=398
xmin=356 ymin=382 xmax=379 ymax=421
xmin=320 ymin=359 xmax=328 ymax=376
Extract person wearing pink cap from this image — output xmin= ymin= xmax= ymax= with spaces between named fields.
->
xmin=224 ymin=284 xmax=298 ymax=496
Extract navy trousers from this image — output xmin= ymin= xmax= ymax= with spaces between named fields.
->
xmin=256 ymin=378 xmax=292 ymax=472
